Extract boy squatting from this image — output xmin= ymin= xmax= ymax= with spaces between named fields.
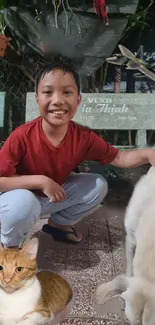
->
xmin=0 ymin=61 xmax=155 ymax=248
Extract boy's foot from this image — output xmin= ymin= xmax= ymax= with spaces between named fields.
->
xmin=42 ymin=219 xmax=82 ymax=244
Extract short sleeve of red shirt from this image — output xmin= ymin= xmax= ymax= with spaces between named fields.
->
xmin=84 ymin=129 xmax=118 ymax=164
xmin=0 ymin=130 xmax=25 ymax=177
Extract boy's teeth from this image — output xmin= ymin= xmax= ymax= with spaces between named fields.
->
xmin=51 ymin=111 xmax=66 ymax=115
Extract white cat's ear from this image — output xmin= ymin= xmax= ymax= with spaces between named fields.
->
xmin=21 ymin=238 xmax=39 ymax=260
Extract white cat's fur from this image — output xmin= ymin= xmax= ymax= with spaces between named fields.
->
xmin=95 ymin=166 xmax=155 ymax=325
xmin=0 ymin=276 xmax=53 ymax=325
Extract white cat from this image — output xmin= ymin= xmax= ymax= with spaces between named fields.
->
xmin=95 ymin=166 xmax=155 ymax=325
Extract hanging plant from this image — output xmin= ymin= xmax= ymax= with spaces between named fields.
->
xmin=0 ymin=0 xmax=10 ymax=57
xmin=121 ymin=0 xmax=154 ymax=42
xmin=0 ymin=0 xmax=5 ymax=33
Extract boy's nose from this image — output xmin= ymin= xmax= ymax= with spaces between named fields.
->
xmin=52 ymin=92 xmax=64 ymax=105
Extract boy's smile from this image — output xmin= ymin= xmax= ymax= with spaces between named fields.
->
xmin=36 ymin=69 xmax=81 ymax=127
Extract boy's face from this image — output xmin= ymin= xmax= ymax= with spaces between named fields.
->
xmin=36 ymin=69 xmax=81 ymax=127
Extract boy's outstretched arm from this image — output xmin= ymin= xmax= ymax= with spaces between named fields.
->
xmin=110 ymin=148 xmax=155 ymax=168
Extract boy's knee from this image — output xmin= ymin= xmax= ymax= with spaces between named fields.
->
xmin=81 ymin=173 xmax=108 ymax=205
xmin=96 ymin=174 xmax=108 ymax=200
xmin=0 ymin=189 xmax=41 ymax=224
xmin=86 ymin=173 xmax=108 ymax=201
xmin=0 ymin=189 xmax=41 ymax=247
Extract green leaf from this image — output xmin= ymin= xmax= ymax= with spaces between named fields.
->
xmin=0 ymin=0 xmax=4 ymax=10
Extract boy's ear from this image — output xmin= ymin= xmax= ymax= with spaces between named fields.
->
xmin=35 ymin=93 xmax=38 ymax=104
xmin=78 ymin=94 xmax=81 ymax=105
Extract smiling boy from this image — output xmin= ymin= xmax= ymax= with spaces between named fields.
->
xmin=0 ymin=61 xmax=155 ymax=248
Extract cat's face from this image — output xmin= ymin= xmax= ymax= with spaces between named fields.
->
xmin=0 ymin=238 xmax=39 ymax=293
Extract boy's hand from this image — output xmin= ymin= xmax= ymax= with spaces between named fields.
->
xmin=40 ymin=176 xmax=66 ymax=202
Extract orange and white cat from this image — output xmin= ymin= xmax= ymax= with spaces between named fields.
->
xmin=0 ymin=237 xmax=73 ymax=325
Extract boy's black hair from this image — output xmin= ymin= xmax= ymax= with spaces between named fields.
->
xmin=35 ymin=60 xmax=81 ymax=94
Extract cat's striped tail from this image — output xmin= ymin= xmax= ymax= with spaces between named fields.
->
xmin=95 ymin=274 xmax=128 ymax=305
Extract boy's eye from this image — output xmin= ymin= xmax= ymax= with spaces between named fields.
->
xmin=43 ymin=91 xmax=51 ymax=94
xmin=64 ymin=91 xmax=72 ymax=94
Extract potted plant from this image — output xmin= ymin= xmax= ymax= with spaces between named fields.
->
xmin=0 ymin=0 xmax=10 ymax=57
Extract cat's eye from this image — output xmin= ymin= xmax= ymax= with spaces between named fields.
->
xmin=16 ymin=267 xmax=23 ymax=273
xmin=0 ymin=266 xmax=3 ymax=271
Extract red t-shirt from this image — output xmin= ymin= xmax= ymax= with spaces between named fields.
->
xmin=0 ymin=117 xmax=118 ymax=196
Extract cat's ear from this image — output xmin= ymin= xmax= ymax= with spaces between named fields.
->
xmin=21 ymin=238 xmax=39 ymax=260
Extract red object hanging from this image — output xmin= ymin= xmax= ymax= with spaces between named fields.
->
xmin=93 ymin=0 xmax=109 ymax=25
xmin=0 ymin=34 xmax=10 ymax=57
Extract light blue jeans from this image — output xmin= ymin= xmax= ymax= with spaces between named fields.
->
xmin=0 ymin=173 xmax=108 ymax=247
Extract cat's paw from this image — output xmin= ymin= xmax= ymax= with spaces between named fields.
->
xmin=0 ymin=318 xmax=17 ymax=325
xmin=17 ymin=313 xmax=50 ymax=325
xmin=17 ymin=321 xmax=32 ymax=325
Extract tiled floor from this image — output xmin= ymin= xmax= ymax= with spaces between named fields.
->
xmin=28 ymin=176 xmax=138 ymax=325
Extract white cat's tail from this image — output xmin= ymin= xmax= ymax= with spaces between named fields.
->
xmin=95 ymin=274 xmax=128 ymax=305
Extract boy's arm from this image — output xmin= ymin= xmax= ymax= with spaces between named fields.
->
xmin=83 ymin=129 xmax=155 ymax=168
xmin=110 ymin=147 xmax=155 ymax=168
xmin=0 ymin=131 xmax=65 ymax=201
xmin=0 ymin=174 xmax=46 ymax=192
xmin=0 ymin=132 xmax=46 ymax=192
xmin=0 ymin=174 xmax=66 ymax=202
